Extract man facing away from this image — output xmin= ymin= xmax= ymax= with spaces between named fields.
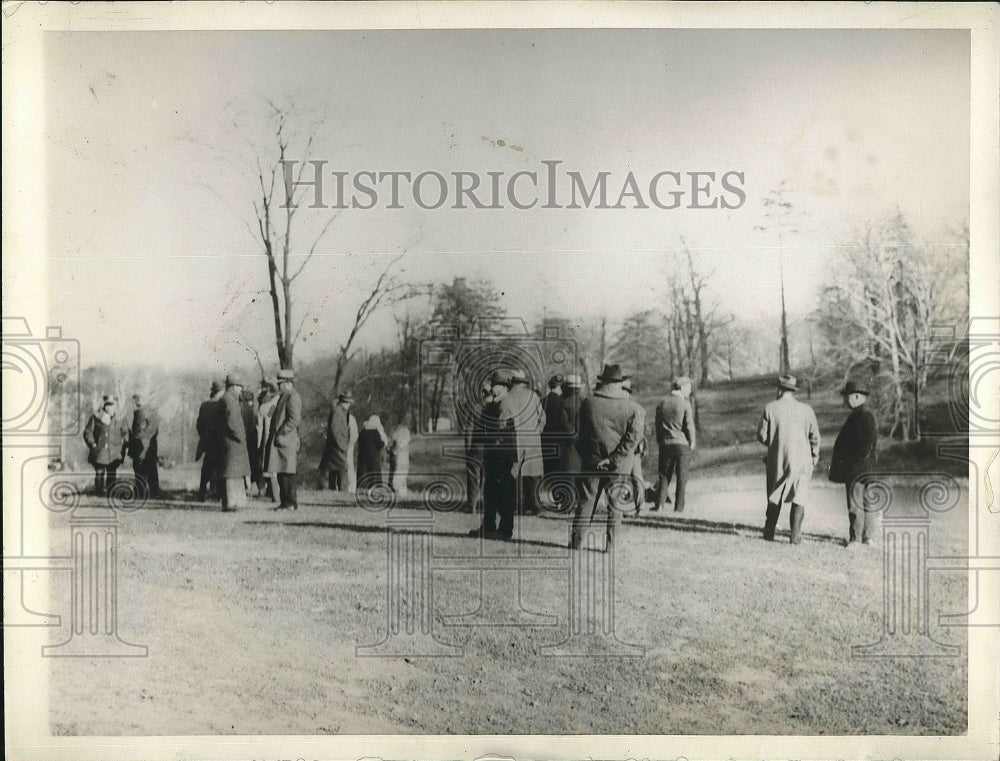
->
xmin=469 ymin=369 xmax=517 ymax=541
xmin=129 ymin=394 xmax=161 ymax=499
xmin=219 ymin=375 xmax=251 ymax=512
xmin=321 ymin=391 xmax=357 ymax=492
xmin=195 ymin=381 xmax=224 ymax=501
xmin=756 ymin=374 xmax=821 ymax=544
xmin=541 ymin=373 xmax=564 ymax=480
xmin=571 ymin=364 xmax=645 ymax=552
xmin=829 ymin=379 xmax=880 ymax=547
xmin=501 ymin=369 xmax=546 ymax=516
xmin=265 ymin=368 xmax=302 ymax=511
xmin=652 ymin=376 xmax=696 ymax=513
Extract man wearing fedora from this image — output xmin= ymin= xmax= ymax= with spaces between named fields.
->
xmin=219 ymin=375 xmax=252 ymax=511
xmin=195 ymin=380 xmax=224 ymax=502
xmin=653 ymin=376 xmax=696 ymax=513
xmin=756 ymin=374 xmax=821 ymax=544
xmin=501 ymin=369 xmax=546 ymax=516
xmin=265 ymin=368 xmax=303 ymax=511
xmin=469 ymin=369 xmax=518 ymax=540
xmin=321 ymin=390 xmax=358 ymax=492
xmin=571 ymin=363 xmax=645 ymax=551
xmin=829 ymin=380 xmax=880 ymax=546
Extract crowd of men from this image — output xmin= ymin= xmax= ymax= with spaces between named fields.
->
xmin=192 ymin=370 xmax=303 ymax=511
xmin=83 ymin=360 xmax=880 ymax=548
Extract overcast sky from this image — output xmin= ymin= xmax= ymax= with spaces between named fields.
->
xmin=42 ymin=29 xmax=970 ymax=373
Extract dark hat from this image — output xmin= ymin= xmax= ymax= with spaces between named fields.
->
xmin=562 ymin=373 xmax=583 ymax=389
xmin=842 ymin=380 xmax=870 ymax=396
xmin=337 ymin=390 xmax=354 ymax=402
xmin=225 ymin=374 xmax=243 ymax=387
xmin=209 ymin=381 xmax=222 ymax=395
xmin=776 ymin=374 xmax=798 ymax=392
xmin=489 ymin=369 xmax=513 ymax=387
xmin=277 ymin=368 xmax=295 ymax=381
xmin=548 ymin=373 xmax=565 ymax=388
xmin=596 ymin=363 xmax=629 ymax=384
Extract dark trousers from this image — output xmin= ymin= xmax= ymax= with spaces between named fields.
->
xmin=93 ymin=464 xmax=119 ymax=497
xmin=656 ymin=444 xmax=691 ymax=512
xmin=572 ymin=473 xmax=626 ymax=543
xmin=198 ymin=456 xmax=217 ymax=500
xmin=483 ymin=468 xmax=516 ymax=538
xmin=764 ymin=501 xmax=805 ymax=543
xmin=328 ymin=467 xmax=349 ymax=491
xmin=133 ymin=457 xmax=159 ymax=498
xmin=519 ymin=474 xmax=540 ymax=514
xmin=847 ymin=480 xmax=880 ymax=543
xmin=278 ymin=473 xmax=298 ymax=508
xmin=466 ymin=458 xmax=484 ymax=513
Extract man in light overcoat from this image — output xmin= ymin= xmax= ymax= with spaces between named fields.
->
xmin=265 ymin=368 xmax=302 ymax=511
xmin=219 ymin=375 xmax=251 ymax=511
xmin=756 ymin=374 xmax=821 ymax=544
xmin=500 ymin=369 xmax=546 ymax=515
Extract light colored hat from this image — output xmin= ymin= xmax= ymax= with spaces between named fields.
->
xmin=562 ymin=374 xmax=583 ymax=389
xmin=672 ymin=376 xmax=692 ymax=391
xmin=510 ymin=369 xmax=530 ymax=385
xmin=277 ymin=368 xmax=295 ymax=381
xmin=776 ymin=374 xmax=798 ymax=392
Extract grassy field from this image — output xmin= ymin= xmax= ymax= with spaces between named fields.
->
xmin=38 ymin=370 xmax=970 ymax=736
xmin=41 ymin=469 xmax=968 ymax=736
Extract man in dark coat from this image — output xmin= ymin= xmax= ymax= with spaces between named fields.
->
xmin=265 ymin=368 xmax=302 ymax=511
xmin=465 ymin=380 xmax=493 ymax=513
xmin=83 ymin=397 xmax=126 ymax=497
xmin=241 ymin=388 xmax=262 ymax=495
xmin=541 ymin=373 xmax=564 ymax=479
xmin=829 ymin=380 xmax=880 ymax=546
xmin=756 ymin=374 xmax=821 ymax=544
xmin=219 ymin=375 xmax=251 ymax=511
xmin=129 ymin=394 xmax=161 ymax=499
xmin=653 ymin=376 xmax=696 ymax=513
xmin=571 ymin=364 xmax=645 ymax=551
xmin=552 ymin=373 xmax=583 ymax=513
xmin=320 ymin=391 xmax=357 ymax=491
xmin=469 ymin=369 xmax=517 ymax=540
xmin=195 ymin=381 xmax=224 ymax=501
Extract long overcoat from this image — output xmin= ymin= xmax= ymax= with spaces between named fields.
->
xmin=829 ymin=405 xmax=878 ymax=484
xmin=264 ymin=386 xmax=302 ymax=475
xmin=756 ymin=394 xmax=821 ymax=505
xmin=129 ymin=407 xmax=159 ymax=463
xmin=498 ymin=383 xmax=546 ymax=478
xmin=83 ymin=412 xmax=126 ymax=466
xmin=557 ymin=389 xmax=583 ymax=473
xmin=575 ymin=390 xmax=645 ymax=474
xmin=218 ymin=387 xmax=251 ymax=479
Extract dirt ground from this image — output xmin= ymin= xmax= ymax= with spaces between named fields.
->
xmin=34 ymin=473 xmax=968 ymax=736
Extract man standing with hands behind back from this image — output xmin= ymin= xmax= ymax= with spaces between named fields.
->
xmin=653 ymin=376 xmax=696 ymax=513
xmin=266 ymin=368 xmax=303 ymax=512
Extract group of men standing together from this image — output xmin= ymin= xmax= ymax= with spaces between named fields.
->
xmin=82 ymin=393 xmax=162 ymax=499
xmin=194 ymin=370 xmax=302 ymax=512
xmin=465 ymin=363 xmax=697 ymax=550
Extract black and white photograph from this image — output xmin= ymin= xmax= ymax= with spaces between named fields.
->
xmin=3 ymin=3 xmax=998 ymax=760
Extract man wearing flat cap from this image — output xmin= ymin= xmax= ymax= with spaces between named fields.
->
xmin=571 ymin=364 xmax=645 ymax=551
xmin=219 ymin=375 xmax=251 ymax=511
xmin=756 ymin=374 xmax=821 ymax=544
xmin=195 ymin=380 xmax=224 ymax=501
xmin=469 ymin=369 xmax=518 ymax=540
xmin=265 ymin=368 xmax=302 ymax=511
xmin=829 ymin=379 xmax=880 ymax=546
